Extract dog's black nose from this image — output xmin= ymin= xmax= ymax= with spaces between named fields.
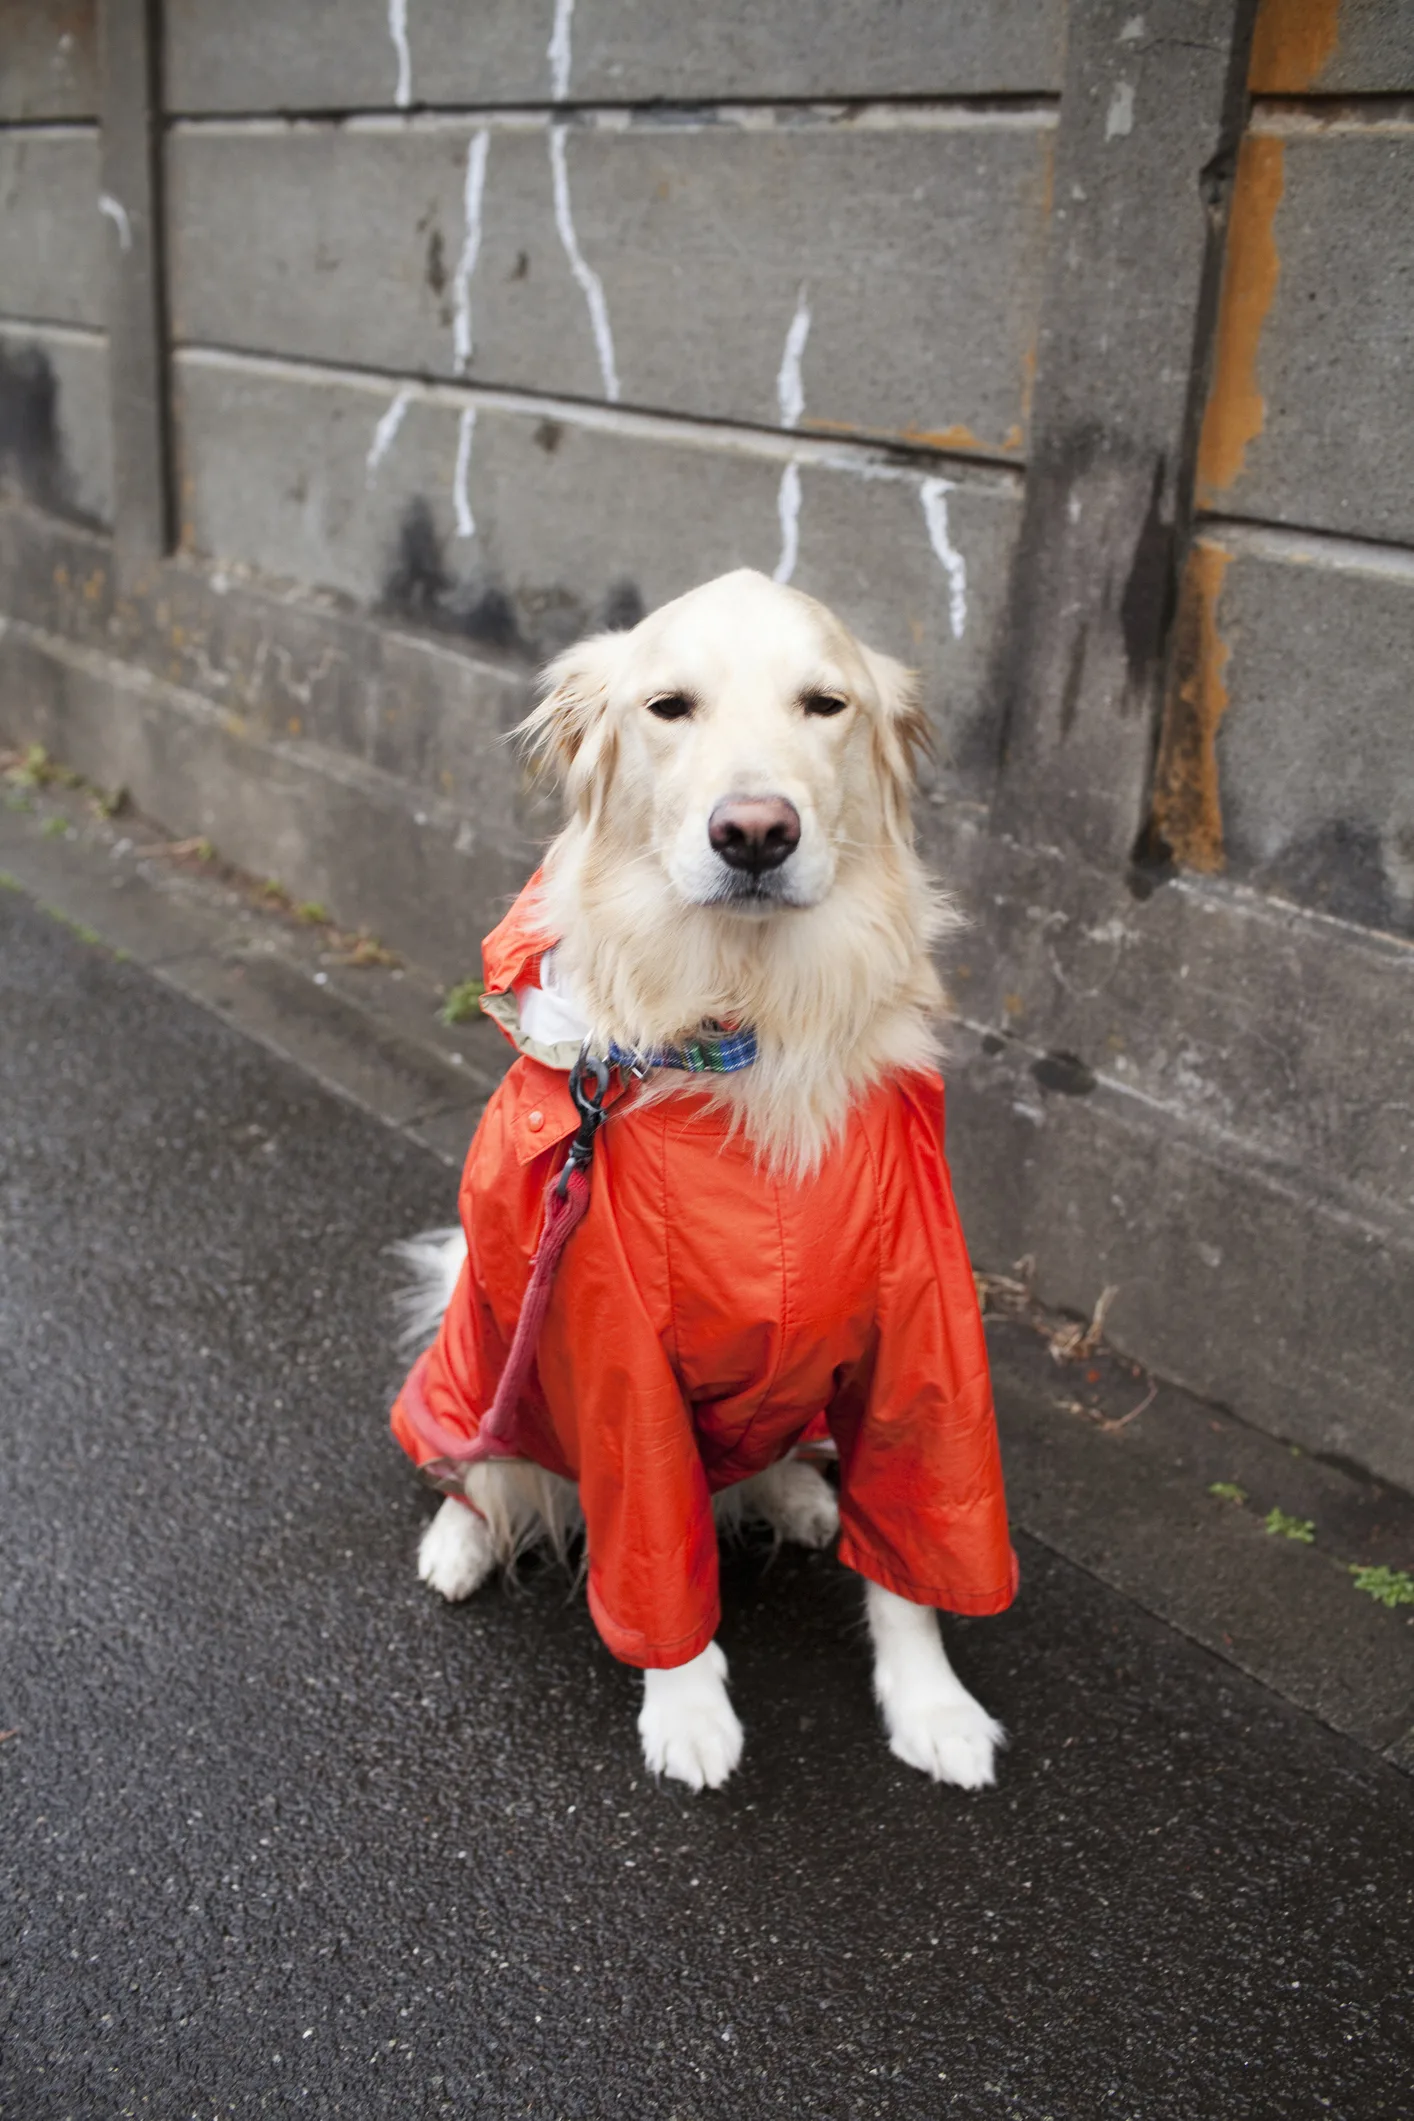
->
xmin=708 ymin=797 xmax=802 ymax=874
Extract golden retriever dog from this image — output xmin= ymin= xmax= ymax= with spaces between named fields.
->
xmin=398 ymin=568 xmax=1011 ymax=1793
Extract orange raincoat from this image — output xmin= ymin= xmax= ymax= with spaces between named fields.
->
xmin=392 ymin=879 xmax=1018 ymax=1668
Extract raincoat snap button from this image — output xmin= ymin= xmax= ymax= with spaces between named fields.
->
xmin=527 ymin=1109 xmax=545 ymax=1131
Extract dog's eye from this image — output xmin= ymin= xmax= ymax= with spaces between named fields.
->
xmin=646 ymin=693 xmax=694 ymax=721
xmin=803 ymin=692 xmax=849 ymax=718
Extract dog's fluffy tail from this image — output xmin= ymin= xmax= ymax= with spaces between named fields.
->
xmin=391 ymin=1225 xmax=468 ymax=1352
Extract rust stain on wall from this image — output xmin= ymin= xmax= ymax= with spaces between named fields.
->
xmin=1195 ymin=136 xmax=1285 ymax=502
xmin=1020 ymin=338 xmax=1038 ymax=437
xmin=1149 ymin=540 xmax=1234 ymax=873
xmin=898 ymin=421 xmax=985 ymax=453
xmin=1247 ymin=0 xmax=1341 ymax=92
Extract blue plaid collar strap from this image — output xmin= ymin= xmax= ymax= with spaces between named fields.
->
xmin=607 ymin=1023 xmax=758 ymax=1075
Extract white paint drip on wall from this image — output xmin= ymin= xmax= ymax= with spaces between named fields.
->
xmin=453 ymin=404 xmax=477 ymax=537
xmin=366 ymin=384 xmax=413 ymax=482
xmin=773 ymin=460 xmax=803 ymax=586
xmin=771 ymin=288 xmax=810 ymax=584
xmin=1105 ymin=80 xmax=1135 ymax=138
xmin=548 ymin=0 xmax=575 ymax=101
xmin=776 ymin=286 xmax=811 ymax=431
xmin=452 ymin=129 xmax=491 ymax=374
xmin=389 ymin=0 xmax=412 ymax=108
xmin=920 ymin=477 xmax=967 ymax=640
xmin=98 ymin=193 xmax=132 ymax=251
xmin=549 ymin=125 xmax=620 ymax=403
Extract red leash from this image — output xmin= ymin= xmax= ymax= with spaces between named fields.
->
xmin=464 ymin=1156 xmax=592 ymax=1462
xmin=403 ymin=1054 xmax=610 ymax=1491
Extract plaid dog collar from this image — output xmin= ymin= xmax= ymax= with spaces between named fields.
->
xmin=607 ymin=1023 xmax=758 ymax=1075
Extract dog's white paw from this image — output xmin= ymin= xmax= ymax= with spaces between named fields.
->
xmin=759 ymin=1458 xmax=840 ymax=1548
xmin=864 ymin=1580 xmax=1005 ymax=1790
xmin=882 ymin=1688 xmax=1006 ymax=1790
xmin=638 ymin=1642 xmax=744 ymax=1792
xmin=417 ymin=1496 xmax=496 ymax=1601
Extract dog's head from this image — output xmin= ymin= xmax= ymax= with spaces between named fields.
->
xmin=522 ymin=570 xmax=929 ymax=915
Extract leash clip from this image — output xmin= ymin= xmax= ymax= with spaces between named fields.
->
xmin=555 ymin=1047 xmax=610 ymax=1198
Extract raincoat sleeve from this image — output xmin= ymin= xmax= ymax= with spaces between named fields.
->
xmin=827 ymin=1074 xmax=1019 ymax=1618
xmin=534 ymin=1136 xmax=722 ymax=1670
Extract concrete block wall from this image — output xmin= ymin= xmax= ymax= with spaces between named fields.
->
xmin=1 ymin=0 xmax=1412 ymax=1489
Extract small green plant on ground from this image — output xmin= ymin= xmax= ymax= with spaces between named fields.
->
xmin=297 ymin=899 xmax=330 ymax=924
xmin=1349 ymin=1565 xmax=1414 ymax=1610
xmin=440 ymin=976 xmax=485 ymax=1025
xmin=1265 ymin=1507 xmax=1315 ymax=1544
xmin=1209 ymin=1482 xmax=1247 ymax=1505
xmin=42 ymin=815 xmax=69 ymax=839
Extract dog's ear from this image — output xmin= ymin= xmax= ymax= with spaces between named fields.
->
xmin=859 ymin=644 xmax=932 ymax=824
xmin=518 ymin=631 xmax=627 ymax=813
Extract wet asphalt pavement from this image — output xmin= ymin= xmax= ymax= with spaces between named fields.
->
xmin=2 ymin=888 xmax=1412 ymax=2121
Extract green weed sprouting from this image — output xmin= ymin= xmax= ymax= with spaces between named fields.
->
xmin=440 ymin=976 xmax=485 ymax=1025
xmin=1349 ymin=1565 xmax=1414 ymax=1610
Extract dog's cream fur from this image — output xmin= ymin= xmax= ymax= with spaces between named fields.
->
xmin=403 ymin=570 xmax=1004 ymax=1793
xmin=523 ymin=568 xmax=958 ymax=1175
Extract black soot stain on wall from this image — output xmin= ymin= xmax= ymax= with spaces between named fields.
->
xmin=0 ymin=344 xmax=89 ymax=524
xmin=381 ymin=497 xmax=645 ymax=663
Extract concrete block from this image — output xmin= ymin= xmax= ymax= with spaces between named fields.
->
xmin=930 ymin=809 xmax=1414 ymax=1226
xmin=1218 ymin=539 xmax=1414 ymax=935
xmin=168 ymin=115 xmax=1050 ymax=455
xmin=1197 ymin=123 xmax=1414 ymax=546
xmin=171 ymin=349 xmax=1023 ymax=795
xmin=1152 ymin=527 xmax=1414 ymax=938
xmin=0 ymin=323 xmax=111 ymax=525
xmin=0 ymin=0 xmax=98 ymax=120
xmin=164 ymin=0 xmax=1064 ymax=114
xmin=0 ymin=126 xmax=103 ymax=326
xmin=1249 ymin=0 xmax=1414 ymax=94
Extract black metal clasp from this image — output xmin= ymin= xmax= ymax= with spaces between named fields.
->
xmin=554 ymin=1048 xmax=610 ymax=1198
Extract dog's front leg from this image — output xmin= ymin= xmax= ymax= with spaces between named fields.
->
xmin=637 ymin=1642 xmax=743 ymax=1792
xmin=864 ymin=1581 xmax=1005 ymax=1789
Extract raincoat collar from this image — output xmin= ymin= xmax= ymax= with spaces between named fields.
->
xmin=479 ymin=871 xmax=757 ymax=1078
